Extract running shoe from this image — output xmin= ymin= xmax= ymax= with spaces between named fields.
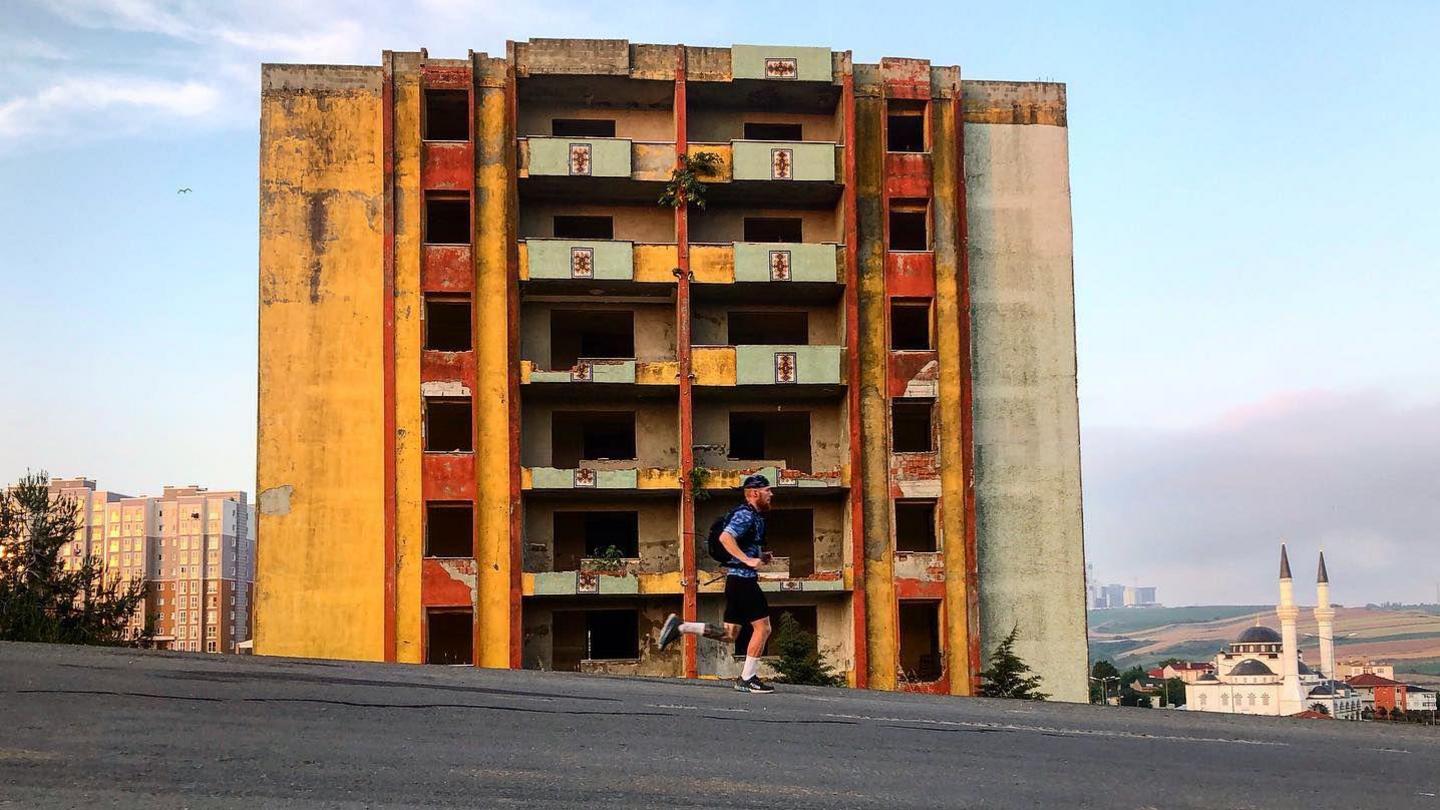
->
xmin=658 ymin=613 xmax=682 ymax=651
xmin=735 ymin=676 xmax=775 ymax=694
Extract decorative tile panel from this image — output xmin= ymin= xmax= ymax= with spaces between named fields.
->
xmin=774 ymin=352 xmax=798 ymax=384
xmin=568 ymin=143 xmax=592 ymax=176
xmin=569 ymin=246 xmax=594 ymax=278
xmin=570 ymin=361 xmax=593 ymax=382
xmin=577 ymin=571 xmax=599 ymax=594
xmin=768 ymin=250 xmax=792 ymax=281
xmin=574 ymin=468 xmax=597 ymax=488
xmin=764 ymin=57 xmax=798 ymax=79
xmin=770 ymin=147 xmax=793 ymax=180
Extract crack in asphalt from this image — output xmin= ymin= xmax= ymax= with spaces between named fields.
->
xmin=13 ymin=689 xmax=670 ymax=718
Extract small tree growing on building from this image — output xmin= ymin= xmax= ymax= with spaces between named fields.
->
xmin=0 ymin=472 xmax=148 ymax=646
xmin=771 ymin=611 xmax=844 ymax=687
xmin=979 ymin=625 xmax=1049 ymax=701
xmin=1309 ymin=702 xmax=1330 ymax=716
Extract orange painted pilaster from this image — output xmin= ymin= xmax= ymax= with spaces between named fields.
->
xmin=842 ymin=67 xmax=868 ymax=688
xmin=675 ymin=46 xmax=698 ymax=680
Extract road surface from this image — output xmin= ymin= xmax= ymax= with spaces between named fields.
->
xmin=1 ymin=641 xmax=1437 ymax=808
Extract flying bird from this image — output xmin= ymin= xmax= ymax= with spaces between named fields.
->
xmin=177 ymin=188 xmax=192 ymax=194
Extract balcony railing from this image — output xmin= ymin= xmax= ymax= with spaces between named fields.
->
xmin=520 ymin=358 xmax=679 ymax=386
xmin=690 ymin=242 xmax=842 ymax=284
xmin=692 ymin=344 xmax=844 ymax=386
xmin=519 ymin=239 xmax=678 ymax=283
xmin=685 ymin=141 xmax=839 ymax=184
xmin=518 ymin=137 xmax=674 ymax=181
xmin=522 ymin=466 xmax=681 ymax=491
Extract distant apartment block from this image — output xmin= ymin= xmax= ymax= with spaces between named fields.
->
xmin=45 ymin=478 xmax=255 ymax=653
xmin=256 ymin=39 xmax=1088 ymax=700
xmin=1090 ymin=579 xmax=1157 ymax=609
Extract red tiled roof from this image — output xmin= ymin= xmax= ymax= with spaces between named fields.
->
xmin=1346 ymin=673 xmax=1404 ymax=687
xmin=1292 ymin=710 xmax=1332 ymax=720
xmin=1147 ymin=668 xmax=1164 ymax=678
xmin=1172 ymin=662 xmax=1214 ymax=671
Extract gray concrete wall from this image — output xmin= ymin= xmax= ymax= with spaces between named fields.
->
xmin=965 ymin=111 xmax=1088 ymax=703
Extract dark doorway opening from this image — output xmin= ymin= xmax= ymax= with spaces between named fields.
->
xmin=425 ymin=502 xmax=473 ymax=557
xmin=764 ymin=509 xmax=815 ymax=577
xmin=898 ymin=601 xmax=942 ymax=681
xmin=728 ymin=411 xmax=812 ymax=472
xmin=425 ymin=397 xmax=473 ymax=452
xmin=550 ymin=309 xmax=634 ymax=368
xmin=552 ymin=119 xmax=617 ymax=137
xmin=424 ymin=294 xmax=472 ymax=352
xmin=894 ymin=500 xmax=937 ymax=552
xmin=425 ymin=194 xmax=470 ymax=244
xmin=890 ymin=299 xmax=931 ymax=350
xmin=426 ymin=609 xmax=473 ymax=665
xmin=553 ymin=511 xmax=640 ymax=570
xmin=891 ymin=400 xmax=933 ymax=453
xmin=742 ymin=217 xmax=804 ymax=243
xmin=551 ymin=411 xmax=636 ymax=467
xmin=727 ymin=311 xmax=809 ymax=345
xmin=889 ymin=202 xmax=928 ymax=251
xmin=886 ymin=100 xmax=926 ymax=152
xmin=423 ymin=89 xmax=469 ymax=141
xmin=553 ymin=215 xmax=614 ymax=239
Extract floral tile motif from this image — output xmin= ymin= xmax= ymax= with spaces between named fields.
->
xmin=780 ymin=580 xmax=802 ymax=591
xmin=770 ymin=147 xmax=793 ymax=180
xmin=570 ymin=246 xmax=594 ymax=279
xmin=574 ymin=468 xmax=597 ymax=488
xmin=764 ymin=58 xmax=798 ymax=79
xmin=577 ymin=571 xmax=599 ymax=594
xmin=768 ymin=249 xmax=792 ymax=281
xmin=568 ymin=143 xmax=592 ymax=176
xmin=774 ymin=351 xmax=798 ymax=384
xmin=570 ymin=361 xmax=593 ymax=382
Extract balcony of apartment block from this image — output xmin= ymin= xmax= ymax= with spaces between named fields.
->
xmin=518 ymin=294 xmax=678 ymax=397
xmin=690 ymin=304 xmax=845 ymax=394
xmin=517 ymin=206 xmax=678 ymax=295
xmin=521 ymin=596 xmax=682 ymax=677
xmin=521 ymin=501 xmax=682 ymax=599
xmin=685 ymin=56 xmax=844 ymax=208
xmin=520 ymin=403 xmax=680 ymax=495
xmin=694 ymin=490 xmax=849 ymax=597
xmin=688 ymin=208 xmax=844 ymax=300
xmin=516 ymin=75 xmax=675 ymax=203
xmin=691 ymin=402 xmax=850 ymax=495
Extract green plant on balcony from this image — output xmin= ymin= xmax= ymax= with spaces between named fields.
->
xmin=582 ymin=544 xmax=629 ymax=573
xmin=659 ymin=151 xmax=722 ymax=210
xmin=687 ymin=466 xmax=711 ymax=501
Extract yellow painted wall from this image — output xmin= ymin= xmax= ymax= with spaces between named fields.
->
xmin=392 ymin=57 xmax=424 ymax=663
xmin=255 ymin=65 xmax=385 ymax=660
xmin=474 ymin=56 xmax=516 ymax=668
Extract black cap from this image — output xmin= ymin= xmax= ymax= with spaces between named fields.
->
xmin=741 ymin=473 xmax=772 ymax=490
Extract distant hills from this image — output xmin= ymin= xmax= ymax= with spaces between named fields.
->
xmin=1088 ymin=604 xmax=1440 ymax=685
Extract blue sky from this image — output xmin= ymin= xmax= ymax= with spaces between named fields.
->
xmin=2 ymin=1 xmax=1437 ymax=604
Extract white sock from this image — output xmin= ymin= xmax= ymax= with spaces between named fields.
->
xmin=679 ymin=622 xmax=705 ymax=635
xmin=742 ymin=656 xmax=760 ymax=681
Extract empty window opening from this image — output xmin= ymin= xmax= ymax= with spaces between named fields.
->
xmin=743 ymin=217 xmax=803 ymax=243
xmin=423 ymin=89 xmax=469 ymax=141
xmin=426 ymin=609 xmax=473 ymax=665
xmin=729 ymin=412 xmax=812 ymax=473
xmin=587 ymin=609 xmax=639 ymax=660
xmin=550 ymin=309 xmax=634 ymax=368
xmin=425 ymin=397 xmax=473 ymax=452
xmin=551 ymin=411 xmax=636 ymax=467
xmin=553 ymin=215 xmax=614 ymax=240
xmin=553 ymin=511 xmax=639 ymax=570
xmin=895 ymin=500 xmax=938 ymax=552
xmin=550 ymin=611 xmax=586 ymax=671
xmin=425 ymin=194 xmax=470 ymax=245
xmin=889 ymin=202 xmax=928 ymax=251
xmin=892 ymin=400 xmax=934 ymax=453
xmin=424 ymin=295 xmax=472 ymax=352
xmin=887 ymin=100 xmax=927 ymax=153
xmin=425 ymin=502 xmax=473 ymax=558
xmin=890 ymin=299 xmax=932 ymax=350
xmin=764 ymin=509 xmax=815 ymax=577
xmin=743 ymin=122 xmax=803 ymax=141
xmin=898 ymin=601 xmax=943 ymax=681
xmin=727 ymin=311 xmax=809 ymax=346
xmin=552 ymin=118 xmax=616 ymax=137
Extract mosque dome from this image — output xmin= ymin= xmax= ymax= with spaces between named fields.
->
xmin=1229 ymin=659 xmax=1276 ymax=677
xmin=1235 ymin=626 xmax=1282 ymax=644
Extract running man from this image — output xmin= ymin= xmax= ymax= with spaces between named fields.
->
xmin=657 ymin=473 xmax=775 ymax=693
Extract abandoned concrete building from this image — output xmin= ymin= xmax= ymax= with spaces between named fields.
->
xmin=256 ymin=40 xmax=1087 ymax=701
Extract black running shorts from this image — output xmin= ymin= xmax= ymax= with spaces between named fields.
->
xmin=723 ymin=575 xmax=770 ymax=626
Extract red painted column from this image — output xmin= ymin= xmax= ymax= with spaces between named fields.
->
xmin=953 ymin=80 xmax=980 ymax=693
xmin=674 ymin=46 xmax=699 ymax=679
xmin=381 ymin=51 xmax=398 ymax=663
xmin=841 ymin=69 xmax=868 ymax=688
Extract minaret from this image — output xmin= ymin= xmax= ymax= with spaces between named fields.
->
xmin=1315 ymin=550 xmax=1336 ymax=679
xmin=1276 ymin=544 xmax=1304 ymax=715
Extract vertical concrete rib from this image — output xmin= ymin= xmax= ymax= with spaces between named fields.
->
xmin=674 ymin=45 xmax=699 ymax=679
xmin=381 ymin=51 xmax=398 ymax=663
xmin=841 ymin=67 xmax=868 ymax=688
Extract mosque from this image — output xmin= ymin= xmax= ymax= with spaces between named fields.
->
xmin=1185 ymin=546 xmax=1362 ymax=719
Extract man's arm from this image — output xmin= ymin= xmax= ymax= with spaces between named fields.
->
xmin=718 ymin=531 xmax=760 ymax=568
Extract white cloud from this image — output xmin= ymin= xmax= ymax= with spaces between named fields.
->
xmin=0 ymin=75 xmax=220 ymax=140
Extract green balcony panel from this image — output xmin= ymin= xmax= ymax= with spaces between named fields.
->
xmin=597 ymin=574 xmax=640 ymax=595
xmin=533 ymin=572 xmax=578 ymax=595
xmin=527 ymin=137 xmax=632 ymax=177
xmin=529 ymin=467 xmax=642 ymax=489
xmin=731 ymin=141 xmax=836 ymax=182
xmin=731 ymin=45 xmax=833 ymax=82
xmin=733 ymin=242 xmax=841 ymax=283
xmin=581 ymin=359 xmax=637 ymax=383
xmin=734 ymin=345 xmax=843 ymax=385
xmin=526 ymin=239 xmax=634 ymax=281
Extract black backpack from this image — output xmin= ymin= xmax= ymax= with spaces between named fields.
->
xmin=705 ymin=506 xmax=747 ymax=564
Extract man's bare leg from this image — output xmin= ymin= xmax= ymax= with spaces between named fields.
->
xmin=739 ymin=616 xmax=772 ymax=685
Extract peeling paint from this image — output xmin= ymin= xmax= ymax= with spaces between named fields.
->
xmin=258 ymin=485 xmax=293 ymax=516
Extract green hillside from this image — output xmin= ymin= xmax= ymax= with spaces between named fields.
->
xmin=1088 ymin=605 xmax=1267 ymax=635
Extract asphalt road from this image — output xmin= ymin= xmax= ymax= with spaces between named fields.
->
xmin=2 ymin=642 xmax=1438 ymax=808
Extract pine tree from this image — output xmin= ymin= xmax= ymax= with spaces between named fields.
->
xmin=979 ymin=624 xmax=1049 ymax=700
xmin=0 ymin=473 xmax=148 ymax=645
xmin=771 ymin=611 xmax=844 ymax=687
